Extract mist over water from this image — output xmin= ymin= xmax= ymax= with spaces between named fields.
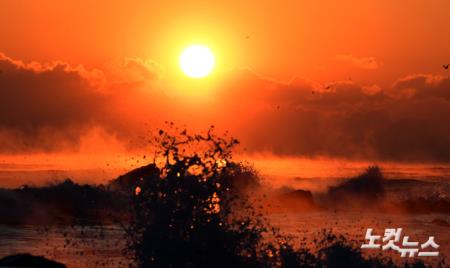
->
xmin=1 ymin=156 xmax=450 ymax=189
xmin=0 ymin=130 xmax=449 ymax=267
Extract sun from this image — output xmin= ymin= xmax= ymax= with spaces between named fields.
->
xmin=179 ymin=45 xmax=215 ymax=78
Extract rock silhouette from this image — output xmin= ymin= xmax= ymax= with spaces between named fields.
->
xmin=327 ymin=166 xmax=385 ymax=208
xmin=0 ymin=253 xmax=66 ymax=268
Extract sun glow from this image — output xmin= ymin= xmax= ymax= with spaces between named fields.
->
xmin=179 ymin=45 xmax=215 ymax=78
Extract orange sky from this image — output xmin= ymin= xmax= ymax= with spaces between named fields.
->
xmin=1 ymin=1 xmax=449 ymax=85
xmin=1 ymin=0 xmax=450 ymax=171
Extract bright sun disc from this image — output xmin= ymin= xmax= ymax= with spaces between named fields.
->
xmin=179 ymin=45 xmax=215 ymax=78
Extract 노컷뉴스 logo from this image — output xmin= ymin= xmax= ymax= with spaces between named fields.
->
xmin=361 ymin=228 xmax=439 ymax=257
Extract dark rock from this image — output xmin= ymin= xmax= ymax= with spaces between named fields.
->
xmin=109 ymin=163 xmax=160 ymax=192
xmin=327 ymin=166 xmax=385 ymax=208
xmin=276 ymin=189 xmax=317 ymax=211
xmin=0 ymin=253 xmax=66 ymax=268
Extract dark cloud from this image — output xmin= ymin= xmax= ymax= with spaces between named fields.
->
xmin=0 ymin=53 xmax=162 ymax=152
xmin=214 ymin=69 xmax=450 ymax=162
xmin=1 ymin=52 xmax=450 ymax=162
xmin=0 ymin=53 xmax=108 ymax=151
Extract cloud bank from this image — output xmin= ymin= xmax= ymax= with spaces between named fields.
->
xmin=214 ymin=69 xmax=450 ymax=162
xmin=1 ymin=52 xmax=450 ymax=162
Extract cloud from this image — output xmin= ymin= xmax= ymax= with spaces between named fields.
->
xmin=1 ymin=52 xmax=450 ymax=162
xmin=0 ymin=53 xmax=163 ymax=152
xmin=0 ymin=53 xmax=106 ymax=134
xmin=213 ymin=69 xmax=450 ymax=162
xmin=336 ymin=54 xmax=382 ymax=70
xmin=104 ymin=57 xmax=164 ymax=88
xmin=391 ymin=74 xmax=450 ymax=100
